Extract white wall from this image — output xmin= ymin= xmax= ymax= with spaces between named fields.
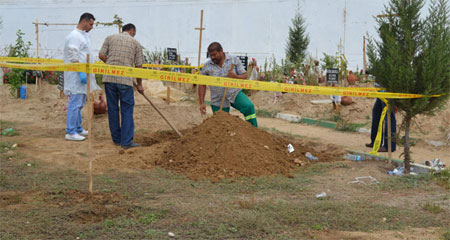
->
xmin=0 ymin=0 xmax=432 ymax=70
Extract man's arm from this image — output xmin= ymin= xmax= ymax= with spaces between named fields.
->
xmin=228 ymin=71 xmax=247 ymax=79
xmin=228 ymin=57 xmax=247 ymax=79
xmin=98 ymin=37 xmax=109 ymax=63
xmin=134 ymin=44 xmax=145 ymax=94
xmin=99 ymin=54 xmax=107 ymax=63
xmin=135 ymin=65 xmax=144 ymax=94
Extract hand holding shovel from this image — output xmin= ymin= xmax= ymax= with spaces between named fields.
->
xmin=219 ymin=64 xmax=235 ymax=111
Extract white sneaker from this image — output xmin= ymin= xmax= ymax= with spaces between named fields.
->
xmin=65 ymin=133 xmax=86 ymax=141
xmin=79 ymin=129 xmax=88 ymax=136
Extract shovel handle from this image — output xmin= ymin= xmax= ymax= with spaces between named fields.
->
xmin=219 ymin=64 xmax=235 ymax=111
xmin=134 ymin=82 xmax=183 ymax=137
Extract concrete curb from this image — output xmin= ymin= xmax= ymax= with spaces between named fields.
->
xmin=275 ymin=113 xmax=337 ymax=129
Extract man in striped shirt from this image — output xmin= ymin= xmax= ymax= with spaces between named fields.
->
xmin=199 ymin=42 xmax=258 ymax=127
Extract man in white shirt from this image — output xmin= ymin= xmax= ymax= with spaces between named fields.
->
xmin=63 ymin=12 xmax=101 ymax=141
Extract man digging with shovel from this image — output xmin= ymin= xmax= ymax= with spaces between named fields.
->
xmin=198 ymin=42 xmax=258 ymax=127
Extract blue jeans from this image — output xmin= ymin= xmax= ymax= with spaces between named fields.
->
xmin=66 ymin=93 xmax=86 ymax=135
xmin=104 ymin=83 xmax=135 ymax=146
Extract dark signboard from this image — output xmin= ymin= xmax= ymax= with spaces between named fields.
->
xmin=237 ymin=56 xmax=248 ymax=71
xmin=167 ymin=48 xmax=177 ymax=61
xmin=326 ymin=68 xmax=339 ymax=85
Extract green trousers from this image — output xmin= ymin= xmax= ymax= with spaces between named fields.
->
xmin=211 ymin=91 xmax=258 ymax=127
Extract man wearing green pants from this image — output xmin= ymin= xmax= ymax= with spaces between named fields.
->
xmin=198 ymin=42 xmax=257 ymax=127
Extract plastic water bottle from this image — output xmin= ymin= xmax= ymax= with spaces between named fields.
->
xmin=305 ymin=152 xmax=318 ymax=162
xmin=345 ymin=153 xmax=363 ymax=162
xmin=387 ymin=167 xmax=404 ymax=176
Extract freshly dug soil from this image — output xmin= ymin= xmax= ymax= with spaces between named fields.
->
xmin=158 ymin=111 xmax=341 ymax=181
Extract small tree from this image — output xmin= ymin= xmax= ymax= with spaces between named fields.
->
xmin=3 ymin=29 xmax=32 ymax=97
xmin=286 ymin=12 xmax=310 ymax=66
xmin=367 ymin=0 xmax=450 ymax=172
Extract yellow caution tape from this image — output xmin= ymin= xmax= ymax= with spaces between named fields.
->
xmin=0 ymin=57 xmax=63 ymax=64
xmin=142 ymin=64 xmax=202 ymax=69
xmin=0 ymin=62 xmax=83 ymax=72
xmin=0 ymin=61 xmax=441 ymax=99
xmin=0 ymin=57 xmax=200 ymax=69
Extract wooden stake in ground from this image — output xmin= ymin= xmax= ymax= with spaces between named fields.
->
xmin=363 ymin=35 xmax=367 ymax=81
xmin=194 ymin=10 xmax=205 ymax=107
xmin=34 ymin=18 xmax=40 ymax=90
xmin=387 ymin=103 xmax=392 ymax=164
xmin=86 ymin=54 xmax=94 ymax=194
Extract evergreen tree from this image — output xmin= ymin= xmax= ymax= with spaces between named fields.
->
xmin=286 ymin=12 xmax=310 ymax=65
xmin=367 ymin=0 xmax=450 ymax=172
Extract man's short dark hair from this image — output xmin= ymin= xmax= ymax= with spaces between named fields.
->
xmin=122 ymin=23 xmax=136 ymax=32
xmin=79 ymin=13 xmax=95 ymax=23
xmin=207 ymin=42 xmax=223 ymax=53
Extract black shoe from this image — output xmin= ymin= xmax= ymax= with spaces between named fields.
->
xmin=365 ymin=143 xmax=373 ymax=148
xmin=378 ymin=146 xmax=387 ymax=152
xmin=122 ymin=142 xmax=141 ymax=149
xmin=378 ymin=146 xmax=396 ymax=152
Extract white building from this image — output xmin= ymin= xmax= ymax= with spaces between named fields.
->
xmin=0 ymin=0 xmax=429 ymax=70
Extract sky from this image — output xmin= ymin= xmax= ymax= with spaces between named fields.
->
xmin=0 ymin=0 xmax=434 ymax=70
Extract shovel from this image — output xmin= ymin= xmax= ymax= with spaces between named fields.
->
xmin=219 ymin=63 xmax=235 ymax=111
xmin=134 ymin=82 xmax=183 ymax=137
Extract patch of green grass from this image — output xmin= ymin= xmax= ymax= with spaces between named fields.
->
xmin=373 ymin=173 xmax=433 ymax=191
xmin=139 ymin=210 xmax=168 ymax=224
xmin=311 ymin=224 xmax=325 ymax=230
xmin=0 ymin=173 xmax=6 ymax=187
xmin=246 ymin=200 xmax=446 ymax=232
xmin=144 ymin=229 xmax=164 ymax=237
xmin=98 ymin=175 xmax=118 ymax=184
xmin=422 ymin=202 xmax=444 ymax=214
xmin=442 ymin=228 xmax=450 ymax=240
xmin=0 ymin=120 xmax=14 ymax=129
xmin=226 ymin=175 xmax=312 ymax=193
xmin=432 ymin=169 xmax=450 ymax=189
xmin=103 ymin=217 xmax=137 ymax=230
xmin=0 ymin=141 xmax=15 ymax=153
xmin=376 ymin=169 xmax=450 ymax=191
xmin=336 ymin=121 xmax=367 ymax=132
xmin=298 ymin=162 xmax=336 ymax=176
xmin=255 ymin=109 xmax=280 ymax=118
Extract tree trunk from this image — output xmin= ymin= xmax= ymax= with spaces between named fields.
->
xmin=403 ymin=113 xmax=412 ymax=173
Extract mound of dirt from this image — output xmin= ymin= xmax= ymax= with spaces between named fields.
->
xmin=158 ymin=111 xmax=342 ymax=181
